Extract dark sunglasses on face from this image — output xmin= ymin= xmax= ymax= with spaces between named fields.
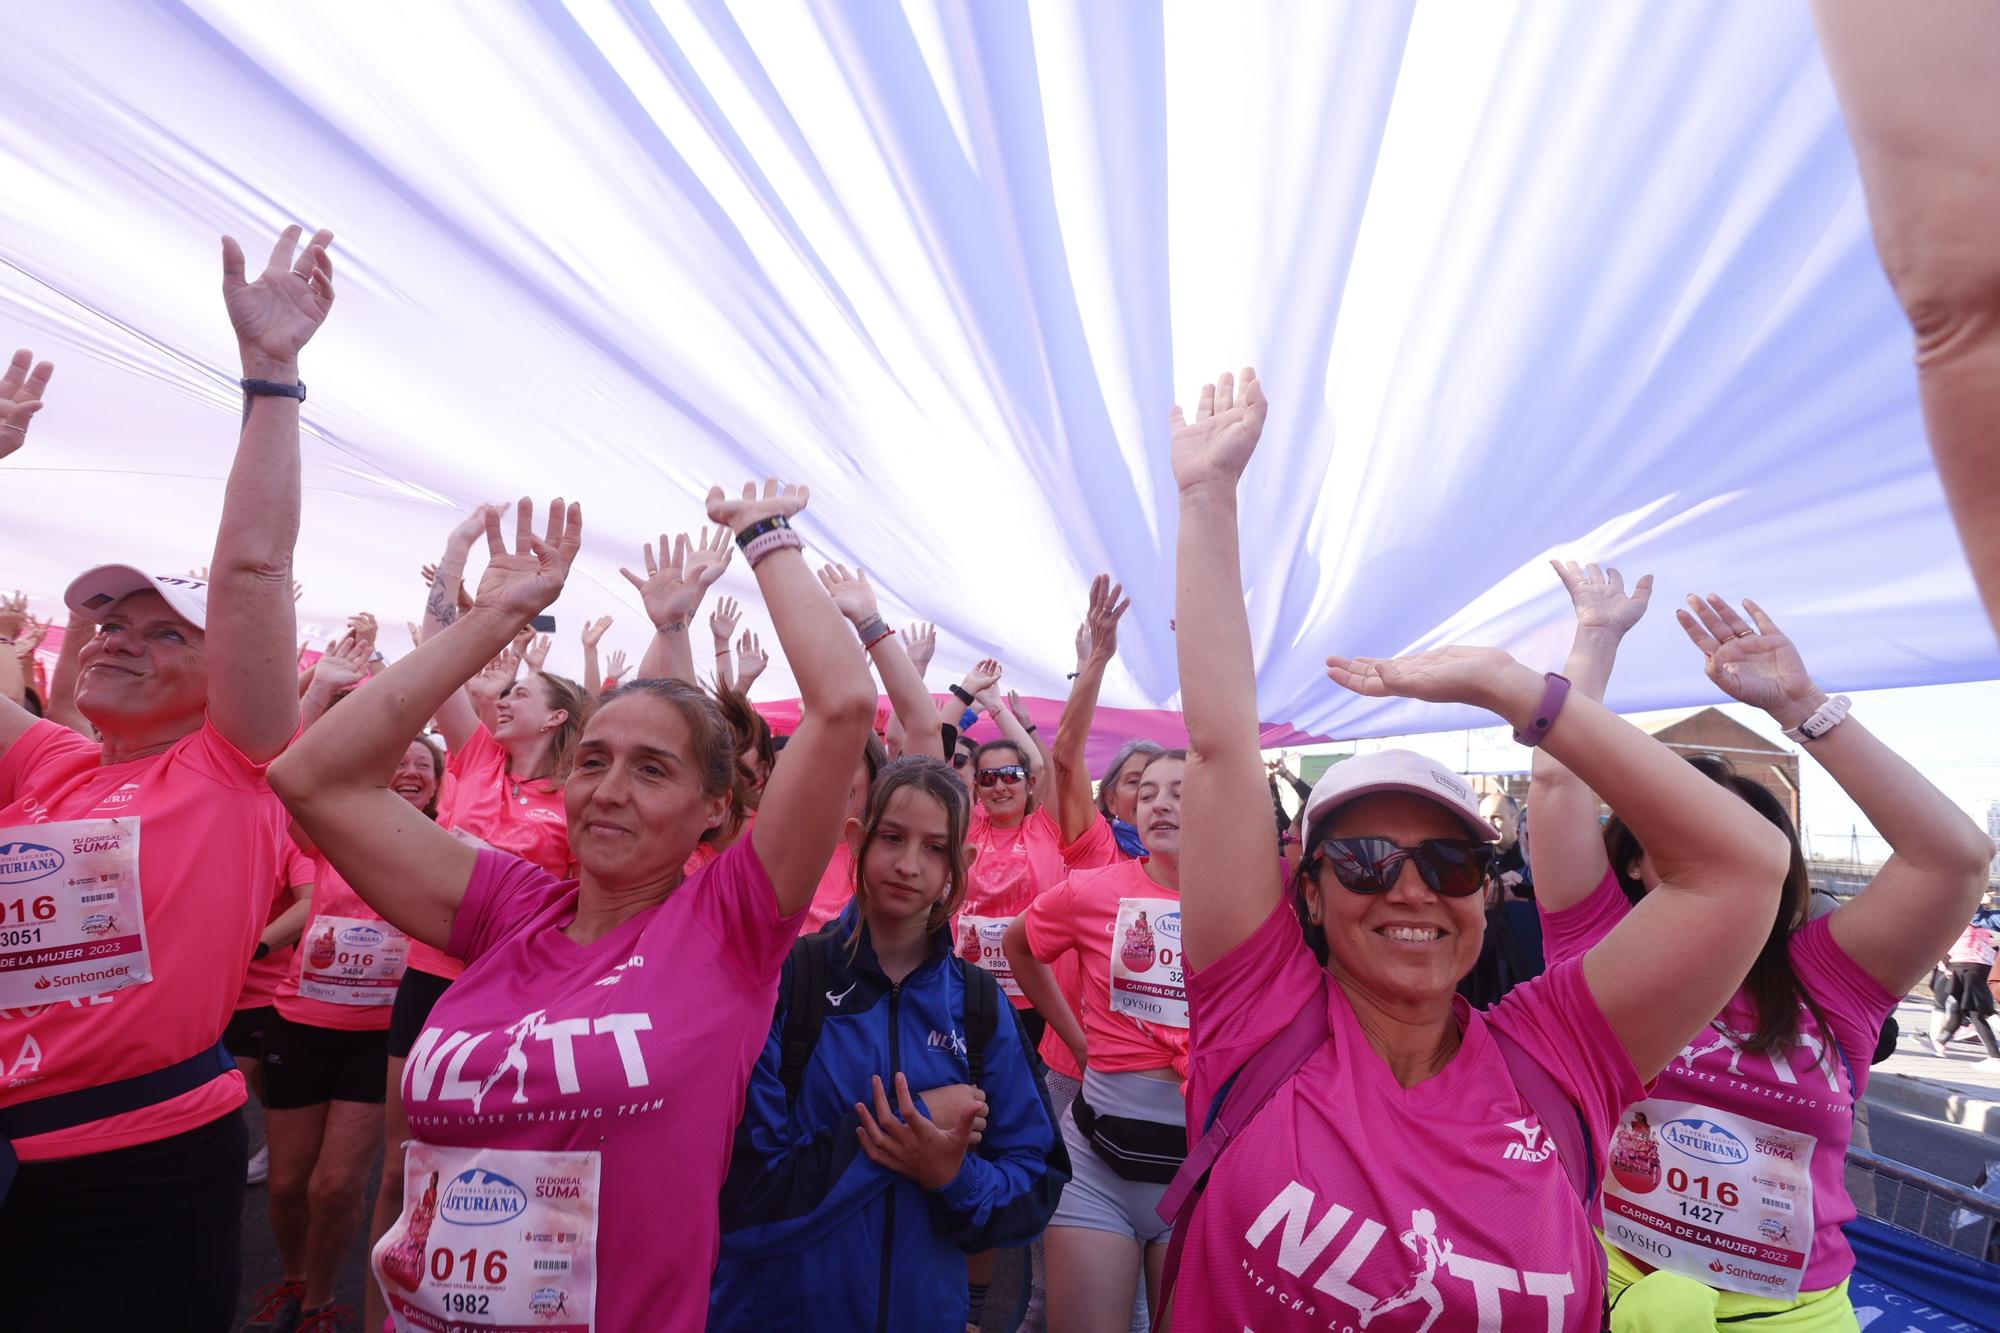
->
xmin=975 ymin=765 xmax=1027 ymax=788
xmin=1311 ymin=837 xmax=1496 ymax=898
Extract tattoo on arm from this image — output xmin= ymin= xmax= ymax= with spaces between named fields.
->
xmin=426 ymin=577 xmax=461 ymax=627
xmin=664 ymin=618 xmax=689 ymax=634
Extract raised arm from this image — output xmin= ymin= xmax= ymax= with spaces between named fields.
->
xmin=207 ymin=226 xmax=335 ymax=761
xmin=625 ymin=526 xmax=731 ymax=685
xmin=1171 ymin=368 xmax=1278 ymax=970
xmin=1528 ymin=561 xmax=1653 ymax=908
xmin=1327 ymin=648 xmax=1792 ymax=1080
xmin=422 ymin=506 xmax=499 ymax=750
xmin=732 ymin=632 xmax=767 ymax=695
xmin=1004 ymin=690 xmax=1053 ymax=807
xmin=0 ymin=354 xmax=55 ymax=754
xmin=1811 ymin=0 xmax=2000 ymax=639
xmin=298 ymin=633 xmax=372 ymax=730
xmin=580 ymin=615 xmax=611 ymax=695
xmin=1054 ymin=575 xmax=1130 ymax=844
xmin=714 ymin=484 xmax=876 ymax=913
xmin=44 ymin=612 xmax=93 ymax=737
xmin=1677 ymin=595 xmax=1995 ymax=995
xmin=0 ymin=597 xmax=27 ymax=710
xmin=819 ymin=564 xmax=943 ymax=761
xmin=269 ymin=498 xmax=581 ymax=948
xmin=709 ymin=597 xmax=741 ymax=692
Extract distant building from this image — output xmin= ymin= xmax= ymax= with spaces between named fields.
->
xmin=1640 ymin=708 xmax=1801 ymax=829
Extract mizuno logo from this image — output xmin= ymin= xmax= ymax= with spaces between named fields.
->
xmin=826 ymin=982 xmax=857 ymax=1007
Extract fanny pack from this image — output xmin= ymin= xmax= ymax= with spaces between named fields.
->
xmin=0 ymin=1040 xmax=234 ymax=1202
xmin=1071 ymin=1091 xmax=1188 ymax=1185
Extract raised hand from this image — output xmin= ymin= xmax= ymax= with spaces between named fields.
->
xmin=1551 ymin=560 xmax=1654 ymax=636
xmin=1005 ymin=688 xmax=1034 ymax=728
xmin=15 ymin=616 xmax=52 ymax=657
xmin=345 ymin=612 xmax=379 ymax=655
xmin=618 ymin=527 xmax=732 ymax=633
xmin=735 ymin=631 xmax=768 ymax=684
xmin=708 ymin=597 xmax=741 ymax=645
xmin=1170 ymin=367 xmax=1268 ymax=494
xmin=220 ymin=225 xmax=336 ymax=375
xmin=1079 ymin=574 xmax=1130 ymax=667
xmin=1326 ymin=645 xmax=1528 ymax=712
xmin=1675 ymin=596 xmax=1823 ymax=723
xmin=854 ymin=1073 xmax=979 ymax=1191
xmin=421 ymin=562 xmax=474 ymax=614
xmin=468 ymin=497 xmax=584 ymax=624
xmin=817 ymin=563 xmax=879 ymax=624
xmin=0 ymin=591 xmax=27 ymax=641
xmin=310 ymin=634 xmax=372 ymax=695
xmin=706 ymin=478 xmax=808 ymax=533
xmin=467 ymin=651 xmax=517 ymax=708
xmin=523 ymin=634 xmax=552 ymax=672
xmin=602 ymin=648 xmax=628 ymax=685
xmin=905 ymin=622 xmax=936 ymax=677
xmin=581 ymin=615 xmax=613 ymax=649
xmin=0 ymin=349 xmax=53 ymax=461
xmin=961 ymin=657 xmax=1002 ymax=704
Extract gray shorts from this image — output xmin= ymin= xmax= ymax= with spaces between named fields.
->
xmin=1049 ymin=1068 xmax=1183 ymax=1245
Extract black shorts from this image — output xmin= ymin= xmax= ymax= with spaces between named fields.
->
xmin=388 ymin=966 xmax=455 ymax=1059
xmin=0 ymin=1109 xmax=245 ymax=1331
xmin=224 ymin=1003 xmax=277 ymax=1063
xmin=262 ymin=1013 xmax=390 ymax=1108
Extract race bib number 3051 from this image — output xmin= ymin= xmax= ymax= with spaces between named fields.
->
xmin=1109 ymin=897 xmax=1187 ymax=1029
xmin=0 ymin=818 xmax=150 ymax=1006
xmin=375 ymin=1142 xmax=600 ymax=1333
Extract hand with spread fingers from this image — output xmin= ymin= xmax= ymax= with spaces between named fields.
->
xmin=0 ymin=349 xmax=52 ymax=461
xmin=706 ymin=477 xmax=808 ymax=532
xmin=1325 ymin=645 xmax=1533 ymax=714
xmin=734 ymin=631 xmax=768 ymax=687
xmin=620 ymin=528 xmax=732 ymax=634
xmin=905 ymin=622 xmax=936 ymax=677
xmin=1676 ymin=595 xmax=1824 ymax=728
xmin=854 ymin=1073 xmax=980 ymax=1191
xmin=602 ymin=649 xmax=628 ymax=687
xmin=581 ymin=615 xmax=613 ymax=650
xmin=522 ymin=634 xmax=552 ymax=673
xmin=469 ymin=497 xmax=584 ymax=625
xmin=1170 ymin=367 xmax=1268 ymax=494
xmin=817 ymin=563 xmax=879 ymax=625
xmin=1551 ymin=560 xmax=1653 ymax=637
xmin=709 ymin=597 xmax=741 ymax=647
xmin=220 ymin=224 xmax=336 ymax=376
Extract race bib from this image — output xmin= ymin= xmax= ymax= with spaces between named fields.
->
xmin=299 ymin=914 xmax=410 ymax=1007
xmin=1108 ymin=898 xmax=1186 ymax=1029
xmin=954 ymin=914 xmax=1020 ymax=998
xmin=0 ymin=818 xmax=150 ymax=1005
xmin=375 ymin=1141 xmax=600 ymax=1333
xmin=1601 ymin=1099 xmax=1815 ymax=1298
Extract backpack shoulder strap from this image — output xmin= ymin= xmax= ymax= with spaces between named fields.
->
xmin=779 ymin=934 xmax=834 ymax=1109
xmin=955 ymin=958 xmax=1002 ymax=1090
xmin=1490 ymin=1026 xmax=1596 ymax=1206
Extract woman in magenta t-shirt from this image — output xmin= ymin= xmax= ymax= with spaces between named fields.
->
xmin=270 ymin=482 xmax=877 ymax=1333
xmin=1165 ymin=367 xmax=1802 ymax=1332
xmin=1528 ymin=560 xmax=1995 ymax=1328
xmin=0 ymin=226 xmax=336 ymax=1329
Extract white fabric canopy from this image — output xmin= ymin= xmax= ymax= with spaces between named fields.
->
xmin=4 ymin=0 xmax=1992 ymax=743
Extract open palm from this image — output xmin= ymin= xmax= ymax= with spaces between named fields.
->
xmin=1552 ymin=560 xmax=1653 ymax=635
xmin=619 ymin=529 xmax=729 ymax=630
xmin=1326 ymin=644 xmax=1517 ymax=708
xmin=1170 ymin=367 xmax=1268 ymax=493
xmin=222 ymin=226 xmax=336 ymax=367
xmin=471 ymin=497 xmax=582 ymax=622
xmin=0 ymin=349 xmax=53 ymax=460
xmin=1081 ymin=574 xmax=1130 ymax=665
xmin=1677 ymin=596 xmax=1817 ymax=714
xmin=707 ymin=478 xmax=808 ymax=531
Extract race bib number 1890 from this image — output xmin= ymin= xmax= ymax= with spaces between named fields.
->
xmin=1109 ymin=897 xmax=1187 ymax=1029
xmin=0 ymin=818 xmax=150 ymax=1006
xmin=375 ymin=1142 xmax=601 ymax=1333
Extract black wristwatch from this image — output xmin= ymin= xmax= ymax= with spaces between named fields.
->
xmin=253 ymin=941 xmax=271 ymax=961
xmin=949 ymin=684 xmax=975 ymax=706
xmin=241 ymin=378 xmax=307 ymax=402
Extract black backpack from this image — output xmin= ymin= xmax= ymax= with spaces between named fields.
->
xmin=777 ymin=930 xmax=1003 ymax=1107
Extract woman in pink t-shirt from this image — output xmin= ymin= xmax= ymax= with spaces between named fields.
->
xmin=270 ymin=483 xmax=878 ymax=1333
xmin=1165 ymin=367 xmax=1800 ymax=1332
xmin=1530 ymin=561 xmax=1997 ymax=1328
xmin=0 ymin=227 xmax=335 ymax=1330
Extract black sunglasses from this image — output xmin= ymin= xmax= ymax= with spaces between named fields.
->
xmin=975 ymin=765 xmax=1026 ymax=788
xmin=1311 ymin=837 xmax=1496 ymax=898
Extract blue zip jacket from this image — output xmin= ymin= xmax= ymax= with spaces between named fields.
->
xmin=709 ymin=910 xmax=1068 ymax=1332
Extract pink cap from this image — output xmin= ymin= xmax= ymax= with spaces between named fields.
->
xmin=1301 ymin=749 xmax=1497 ymax=842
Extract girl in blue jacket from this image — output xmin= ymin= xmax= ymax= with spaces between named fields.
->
xmin=711 ymin=756 xmax=1069 ymax=1331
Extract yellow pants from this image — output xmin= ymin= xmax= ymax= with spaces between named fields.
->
xmin=1603 ymin=1236 xmax=1858 ymax=1332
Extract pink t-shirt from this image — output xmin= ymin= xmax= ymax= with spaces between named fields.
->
xmin=1037 ymin=814 xmax=1130 ymax=1080
xmin=1022 ymin=859 xmax=1191 ymax=1079
xmin=1175 ymin=898 xmax=1642 ymax=1330
xmin=273 ymin=852 xmax=399 ymax=1033
xmin=1543 ymin=871 xmax=1897 ymax=1291
xmin=801 ymin=841 xmax=854 ymax=934
xmin=964 ymin=806 xmax=1065 ymax=920
xmin=1947 ymin=925 xmax=1995 ymax=967
xmin=409 ymin=726 xmax=573 ymax=982
xmin=0 ymin=719 xmax=287 ymax=1159
xmin=234 ymin=838 xmax=313 ymax=1011
xmin=402 ymin=837 xmax=800 ymax=1333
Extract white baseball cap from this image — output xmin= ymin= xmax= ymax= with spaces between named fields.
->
xmin=1301 ymin=749 xmax=1497 ymax=843
xmin=64 ymin=566 xmax=209 ymax=630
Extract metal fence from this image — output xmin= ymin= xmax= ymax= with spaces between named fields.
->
xmin=1846 ymin=1148 xmax=2000 ymax=1264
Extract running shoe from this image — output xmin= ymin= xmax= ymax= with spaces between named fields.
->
xmin=247 ymin=1142 xmax=270 ymax=1185
xmin=242 ymin=1279 xmax=304 ymax=1332
xmin=294 ymin=1303 xmax=359 ymax=1333
xmin=1917 ymin=1034 xmax=1944 ymax=1057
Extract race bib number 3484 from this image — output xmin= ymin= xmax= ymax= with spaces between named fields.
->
xmin=0 ymin=818 xmax=150 ymax=1006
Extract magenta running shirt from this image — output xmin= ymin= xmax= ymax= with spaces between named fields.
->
xmin=401 ymin=837 xmax=801 ymax=1332
xmin=1177 ymin=899 xmax=1642 ymax=1331
xmin=1542 ymin=871 xmax=1896 ymax=1293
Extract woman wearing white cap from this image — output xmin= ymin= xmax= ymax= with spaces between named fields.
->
xmin=0 ymin=225 xmax=334 ymax=1330
xmin=1158 ymin=367 xmax=1793 ymax=1331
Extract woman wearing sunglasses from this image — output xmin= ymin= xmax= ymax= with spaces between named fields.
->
xmin=1166 ymin=368 xmax=1794 ymax=1332
xmin=1529 ymin=563 xmax=1993 ymax=1331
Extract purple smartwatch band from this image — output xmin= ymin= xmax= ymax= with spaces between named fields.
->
xmin=1513 ymin=672 xmax=1572 ymax=748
